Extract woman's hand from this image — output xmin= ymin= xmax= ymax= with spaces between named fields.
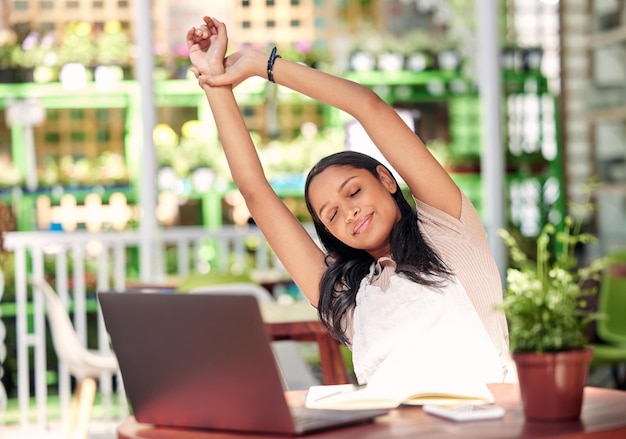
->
xmin=199 ymin=49 xmax=264 ymax=89
xmin=187 ymin=16 xmax=227 ymax=79
xmin=187 ymin=16 xmax=263 ymax=89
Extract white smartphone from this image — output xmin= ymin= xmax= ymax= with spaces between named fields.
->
xmin=423 ymin=404 xmax=505 ymax=422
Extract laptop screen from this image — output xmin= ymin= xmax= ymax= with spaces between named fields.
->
xmin=98 ymin=291 xmax=387 ymax=435
xmin=98 ymin=292 xmax=299 ymax=433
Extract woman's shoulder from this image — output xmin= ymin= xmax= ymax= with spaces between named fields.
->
xmin=414 ymin=192 xmax=484 ymax=235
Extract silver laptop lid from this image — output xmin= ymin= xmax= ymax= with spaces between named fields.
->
xmin=98 ymin=292 xmax=298 ymax=434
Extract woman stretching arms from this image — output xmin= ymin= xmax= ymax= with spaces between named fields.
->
xmin=187 ymin=17 xmax=515 ymax=385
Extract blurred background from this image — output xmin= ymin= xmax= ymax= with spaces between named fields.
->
xmin=0 ymin=0 xmax=625 ymax=437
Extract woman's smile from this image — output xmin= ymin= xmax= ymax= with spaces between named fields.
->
xmin=352 ymin=212 xmax=373 ymax=235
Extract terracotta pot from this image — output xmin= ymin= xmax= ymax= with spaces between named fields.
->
xmin=513 ymin=348 xmax=592 ymax=421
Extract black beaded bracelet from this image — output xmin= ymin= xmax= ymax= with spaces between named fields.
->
xmin=267 ymin=46 xmax=281 ymax=83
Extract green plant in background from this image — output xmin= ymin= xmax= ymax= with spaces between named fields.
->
xmin=154 ymin=121 xmax=221 ymax=179
xmin=0 ymin=29 xmax=18 ymax=69
xmin=37 ymin=153 xmax=129 ymax=187
xmin=350 ymin=25 xmax=386 ymax=57
xmin=94 ymin=152 xmax=129 ymax=185
xmin=58 ymin=22 xmax=95 ymax=66
xmin=257 ymin=123 xmax=344 ymax=181
xmin=59 ymin=156 xmax=95 ymax=185
xmin=154 ymin=124 xmax=178 ymax=177
xmin=506 ymin=150 xmax=548 ymax=174
xmin=278 ymin=41 xmax=331 ymax=69
xmin=152 ymin=41 xmax=168 ymax=68
xmin=153 ymin=121 xmax=344 ymax=185
xmin=497 ymin=182 xmax=607 ymax=353
xmin=172 ymin=43 xmax=191 ymax=78
xmin=426 ymin=139 xmax=450 ymax=165
xmin=12 ymin=30 xmax=57 ymax=70
xmin=396 ymin=29 xmax=436 ymax=56
xmin=38 ymin=156 xmax=60 ymax=187
xmin=0 ymin=161 xmax=23 ymax=188
xmin=94 ymin=21 xmax=132 ymax=66
xmin=426 ymin=139 xmax=480 ymax=173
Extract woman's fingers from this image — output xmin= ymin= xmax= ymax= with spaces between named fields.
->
xmin=186 ymin=16 xmax=235 ymax=86
xmin=186 ymin=27 xmax=198 ymax=45
xmin=206 ymin=16 xmax=226 ymax=34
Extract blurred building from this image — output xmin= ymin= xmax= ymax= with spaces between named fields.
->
xmin=0 ymin=0 xmax=379 ymax=52
xmin=2 ymin=0 xmax=623 ymax=252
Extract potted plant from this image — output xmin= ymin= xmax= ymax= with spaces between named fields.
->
xmin=376 ymin=34 xmax=405 ymax=72
xmin=348 ymin=27 xmax=384 ymax=72
xmin=0 ymin=29 xmax=19 ymax=83
xmin=58 ymin=22 xmax=96 ymax=87
xmin=172 ymin=43 xmax=191 ymax=79
xmin=58 ymin=22 xmax=96 ymax=67
xmin=501 ymin=42 xmax=524 ymax=73
xmin=94 ymin=21 xmax=132 ymax=66
xmin=93 ymin=21 xmax=133 ymax=85
xmin=402 ymin=30 xmax=436 ymax=72
xmin=12 ymin=30 xmax=56 ymax=82
xmin=32 ymin=30 xmax=60 ymax=83
xmin=278 ymin=41 xmax=330 ymax=70
xmin=432 ymin=38 xmax=463 ymax=72
xmin=498 ymin=184 xmax=607 ymax=421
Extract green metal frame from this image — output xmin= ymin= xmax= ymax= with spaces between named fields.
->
xmin=0 ymin=80 xmax=216 ymax=230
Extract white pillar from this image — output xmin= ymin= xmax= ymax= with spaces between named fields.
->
xmin=134 ymin=0 xmax=159 ymax=282
xmin=477 ymin=0 xmax=507 ymax=282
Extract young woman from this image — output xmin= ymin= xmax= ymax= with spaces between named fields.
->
xmin=187 ymin=17 xmax=515 ymax=385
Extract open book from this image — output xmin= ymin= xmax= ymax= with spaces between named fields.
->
xmin=305 ymin=381 xmax=495 ymax=410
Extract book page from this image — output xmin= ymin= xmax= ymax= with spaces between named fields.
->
xmin=305 ymin=384 xmax=405 ymax=410
xmin=305 ymin=382 xmax=494 ymax=410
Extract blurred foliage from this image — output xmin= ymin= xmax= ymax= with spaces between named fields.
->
xmin=38 ymin=152 xmax=129 ymax=187
xmin=154 ymin=120 xmax=345 ymax=183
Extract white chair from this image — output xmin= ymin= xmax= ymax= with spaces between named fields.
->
xmin=189 ymin=283 xmax=320 ymax=390
xmin=33 ymin=279 xmax=120 ymax=439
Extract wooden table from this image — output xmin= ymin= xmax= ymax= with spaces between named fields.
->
xmin=260 ymin=302 xmax=349 ymax=386
xmin=117 ymin=384 xmax=626 ymax=439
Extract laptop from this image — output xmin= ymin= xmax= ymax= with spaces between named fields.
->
xmin=97 ymin=291 xmax=388 ymax=435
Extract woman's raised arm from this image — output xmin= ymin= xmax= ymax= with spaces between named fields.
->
xmin=202 ymin=40 xmax=462 ymax=218
xmin=188 ymin=17 xmax=326 ymax=305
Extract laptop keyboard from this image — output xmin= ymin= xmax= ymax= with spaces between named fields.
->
xmin=290 ymin=406 xmax=385 ymax=431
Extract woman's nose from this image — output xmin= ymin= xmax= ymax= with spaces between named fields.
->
xmin=345 ymin=205 xmax=359 ymax=222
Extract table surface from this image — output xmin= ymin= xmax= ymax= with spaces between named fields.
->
xmin=259 ymin=301 xmax=319 ymax=323
xmin=117 ymin=384 xmax=626 ymax=439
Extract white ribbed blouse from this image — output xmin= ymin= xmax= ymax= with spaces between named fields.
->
xmin=413 ymin=193 xmax=513 ymax=378
xmin=346 ymin=192 xmax=516 ymax=384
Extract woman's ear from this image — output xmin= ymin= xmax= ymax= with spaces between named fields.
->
xmin=376 ymin=165 xmax=398 ymax=194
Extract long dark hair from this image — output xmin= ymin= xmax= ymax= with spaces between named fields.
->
xmin=304 ymin=151 xmax=453 ymax=345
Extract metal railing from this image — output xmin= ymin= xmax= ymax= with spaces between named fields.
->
xmin=0 ymin=224 xmax=312 ymax=433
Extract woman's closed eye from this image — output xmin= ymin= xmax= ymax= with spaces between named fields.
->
xmin=328 ymin=188 xmax=361 ymax=223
